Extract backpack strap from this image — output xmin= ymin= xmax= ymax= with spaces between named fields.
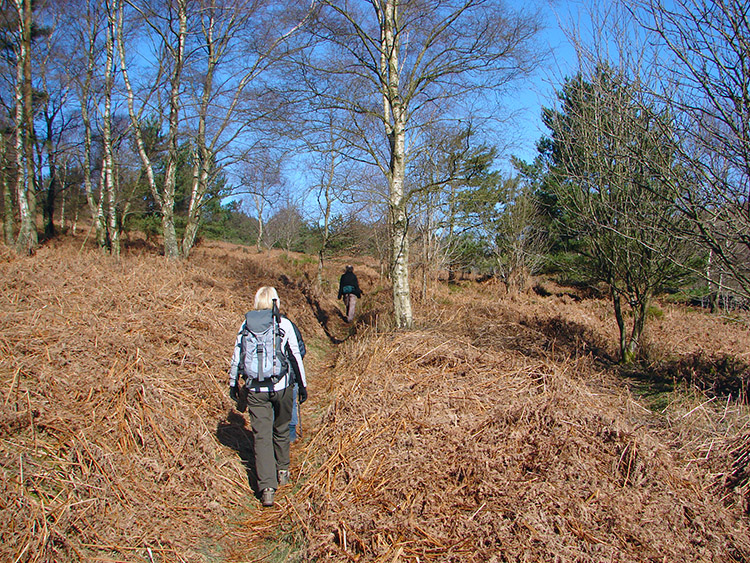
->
xmin=271 ymin=299 xmax=281 ymax=382
xmin=256 ymin=338 xmax=264 ymax=380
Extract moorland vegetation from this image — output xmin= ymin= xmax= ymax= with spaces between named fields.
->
xmin=2 ymin=232 xmax=750 ymax=562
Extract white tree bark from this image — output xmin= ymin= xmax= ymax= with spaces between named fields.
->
xmin=117 ymin=0 xmax=185 ymax=259
xmin=380 ymin=0 xmax=413 ymax=328
xmin=103 ymin=0 xmax=119 ymax=256
xmin=75 ymin=4 xmax=107 ymax=249
xmin=181 ymin=4 xmax=216 ymax=258
xmin=13 ymin=0 xmax=38 ymax=255
xmin=159 ymin=0 xmax=186 ymax=259
xmin=181 ymin=0 xmax=310 ymax=258
xmin=1 ymin=133 xmax=14 ymax=246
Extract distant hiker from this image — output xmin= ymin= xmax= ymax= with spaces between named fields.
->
xmin=338 ymin=265 xmax=362 ymax=323
xmin=228 ymin=286 xmax=308 ymax=507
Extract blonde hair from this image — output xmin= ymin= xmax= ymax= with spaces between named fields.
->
xmin=253 ymin=286 xmax=280 ymax=310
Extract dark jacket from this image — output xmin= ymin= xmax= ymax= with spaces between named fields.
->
xmin=338 ymin=271 xmax=362 ymax=299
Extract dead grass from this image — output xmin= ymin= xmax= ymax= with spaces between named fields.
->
xmin=290 ymin=303 xmax=750 ymax=561
xmin=2 ymin=234 xmax=750 ymax=562
xmin=0 ymin=236 xmax=334 ymax=562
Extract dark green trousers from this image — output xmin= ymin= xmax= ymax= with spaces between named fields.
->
xmin=246 ymin=385 xmax=293 ymax=491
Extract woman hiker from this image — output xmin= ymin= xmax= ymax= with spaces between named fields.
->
xmin=228 ymin=286 xmax=308 ymax=507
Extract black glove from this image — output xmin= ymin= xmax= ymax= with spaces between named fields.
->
xmin=298 ymin=386 xmax=307 ymax=405
xmin=229 ymin=384 xmax=239 ymax=401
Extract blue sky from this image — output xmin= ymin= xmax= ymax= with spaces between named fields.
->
xmin=505 ymin=0 xmax=581 ymax=166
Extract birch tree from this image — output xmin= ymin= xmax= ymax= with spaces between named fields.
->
xmin=115 ymin=0 xmax=308 ymax=259
xmin=60 ymin=0 xmax=122 ymax=254
xmin=68 ymin=1 xmax=108 ymax=249
xmin=1 ymin=124 xmax=13 ymax=246
xmin=238 ymin=149 xmax=285 ymax=252
xmin=304 ymin=113 xmax=360 ymax=286
xmin=0 ymin=6 xmax=16 ymax=246
xmin=116 ymin=0 xmax=186 ymax=259
xmin=10 ymin=0 xmax=37 ymax=254
xmin=32 ymin=3 xmax=70 ymax=241
xmin=38 ymin=75 xmax=72 ymax=241
xmin=179 ymin=0 xmax=310 ymax=258
xmin=302 ymin=0 xmax=542 ymax=328
xmin=100 ymin=0 xmax=120 ymax=254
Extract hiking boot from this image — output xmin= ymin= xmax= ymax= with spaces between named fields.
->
xmin=261 ymin=488 xmax=275 ymax=507
xmin=277 ymin=469 xmax=290 ymax=487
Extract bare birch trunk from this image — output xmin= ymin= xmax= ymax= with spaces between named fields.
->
xmin=254 ymin=193 xmax=265 ymax=252
xmin=380 ymin=0 xmax=412 ymax=329
xmin=317 ymin=153 xmax=334 ymax=288
xmin=42 ymin=113 xmax=57 ymax=239
xmin=81 ymin=97 xmax=105 ymax=249
xmin=59 ymin=170 xmax=66 ymax=232
xmin=182 ymin=144 xmax=211 ymax=257
xmin=117 ymin=0 xmax=183 ymax=259
xmin=103 ymin=5 xmax=119 ymax=256
xmin=181 ymin=12 xmax=214 ymax=259
xmin=316 ymin=186 xmax=331 ymax=286
xmin=117 ymin=1 xmax=160 ymax=242
xmin=159 ymin=0 xmax=187 ymax=260
xmin=389 ymin=140 xmax=413 ymax=329
xmin=21 ymin=0 xmax=36 ymax=232
xmin=13 ymin=0 xmax=37 ymax=255
xmin=181 ymin=154 xmax=203 ymax=258
xmin=78 ymin=6 xmax=106 ymax=248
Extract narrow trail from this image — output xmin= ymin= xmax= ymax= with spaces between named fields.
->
xmin=301 ymin=286 xmax=354 ymax=345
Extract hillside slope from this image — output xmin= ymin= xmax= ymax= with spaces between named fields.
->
xmin=1 ymin=235 xmax=749 ymax=562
